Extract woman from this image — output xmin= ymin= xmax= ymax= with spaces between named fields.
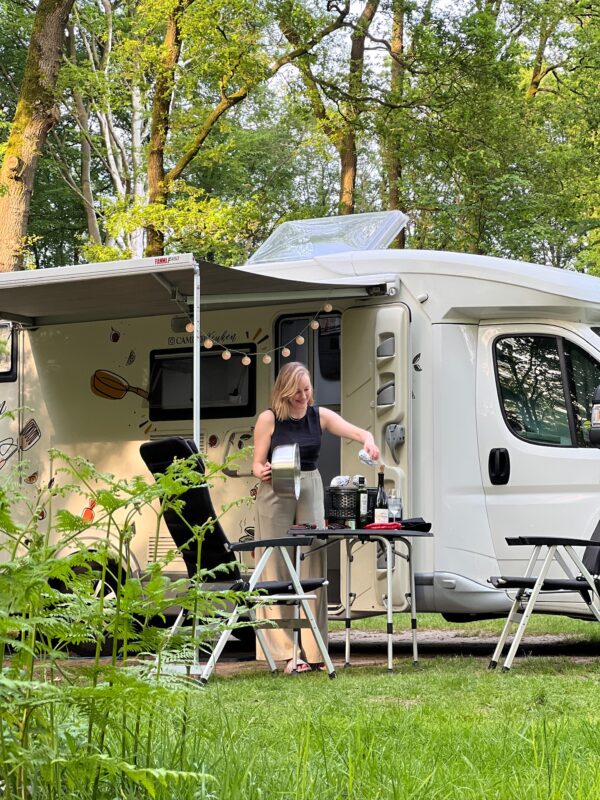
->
xmin=252 ymin=361 xmax=379 ymax=673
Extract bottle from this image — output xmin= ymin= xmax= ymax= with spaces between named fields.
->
xmin=373 ymin=466 xmax=388 ymax=524
xmin=356 ymin=477 xmax=369 ymax=529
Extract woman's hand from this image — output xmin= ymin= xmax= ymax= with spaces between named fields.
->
xmin=253 ymin=461 xmax=272 ymax=481
xmin=363 ymin=433 xmax=379 ymax=461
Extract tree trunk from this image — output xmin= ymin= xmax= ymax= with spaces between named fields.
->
xmin=0 ymin=0 xmax=75 ymax=271
xmin=386 ymin=0 xmax=406 ymax=247
xmin=338 ymin=0 xmax=379 ymax=215
xmin=145 ymin=1 xmax=189 ymax=257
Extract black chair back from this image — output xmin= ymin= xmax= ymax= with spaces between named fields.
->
xmin=582 ymin=520 xmax=600 ymax=576
xmin=140 ymin=437 xmax=240 ymax=581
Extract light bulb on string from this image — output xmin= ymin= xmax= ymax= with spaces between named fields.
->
xmin=262 ymin=354 xmax=272 ymax=365
xmin=310 ymin=319 xmax=320 ymax=330
xmin=323 ymin=303 xmax=333 ymax=313
xmin=281 ymin=346 xmax=291 ymax=358
xmin=242 ymin=355 xmax=251 ymax=366
xmin=295 ymin=335 xmax=305 ymax=345
xmin=222 ymin=350 xmax=232 ymax=360
xmin=185 ymin=321 xmax=194 ymax=333
xmin=203 ymin=338 xmax=214 ymax=349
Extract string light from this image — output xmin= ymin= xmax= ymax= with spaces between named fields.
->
xmin=194 ymin=299 xmax=333 ymax=366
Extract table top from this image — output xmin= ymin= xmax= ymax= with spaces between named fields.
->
xmin=288 ymin=527 xmax=433 ymax=540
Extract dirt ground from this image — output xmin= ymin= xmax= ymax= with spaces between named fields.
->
xmin=159 ymin=628 xmax=600 ymax=678
xmin=49 ymin=627 xmax=600 ymax=677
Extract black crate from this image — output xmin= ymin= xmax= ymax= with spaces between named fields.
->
xmin=325 ymin=486 xmax=376 ymax=523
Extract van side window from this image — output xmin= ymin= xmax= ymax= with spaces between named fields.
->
xmin=0 ymin=323 xmax=17 ymax=383
xmin=564 ymin=342 xmax=600 ymax=447
xmin=275 ymin=313 xmax=341 ymax=408
xmin=148 ymin=345 xmax=256 ymax=420
xmin=495 ymin=335 xmax=600 ymax=448
xmin=495 ymin=336 xmax=571 ymax=446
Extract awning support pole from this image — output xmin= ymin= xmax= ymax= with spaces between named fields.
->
xmin=193 ymin=262 xmax=201 ymax=448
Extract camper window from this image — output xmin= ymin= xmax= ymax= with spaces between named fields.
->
xmin=275 ymin=313 xmax=341 ymax=407
xmin=0 ymin=323 xmax=17 ymax=382
xmin=148 ymin=345 xmax=256 ymax=421
xmin=495 ymin=335 xmax=600 ymax=448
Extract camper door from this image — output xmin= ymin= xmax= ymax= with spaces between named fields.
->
xmin=476 ymin=323 xmax=600 ymax=608
xmin=340 ymin=303 xmax=412 ymax=613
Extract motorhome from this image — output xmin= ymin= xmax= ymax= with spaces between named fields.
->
xmin=1 ymin=211 xmax=600 ymax=623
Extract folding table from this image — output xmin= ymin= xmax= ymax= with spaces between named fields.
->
xmin=289 ymin=527 xmax=433 ymax=672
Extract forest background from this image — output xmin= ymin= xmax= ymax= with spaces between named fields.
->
xmin=0 ymin=0 xmax=597 ymax=273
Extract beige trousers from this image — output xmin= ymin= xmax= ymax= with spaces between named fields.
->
xmin=254 ymin=470 xmax=328 ymax=663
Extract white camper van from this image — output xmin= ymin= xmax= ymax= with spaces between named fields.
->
xmin=1 ymin=212 xmax=600 ymax=624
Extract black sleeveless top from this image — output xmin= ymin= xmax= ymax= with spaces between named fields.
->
xmin=268 ymin=405 xmax=322 ymax=471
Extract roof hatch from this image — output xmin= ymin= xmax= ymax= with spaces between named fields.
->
xmin=247 ymin=210 xmax=408 ymax=264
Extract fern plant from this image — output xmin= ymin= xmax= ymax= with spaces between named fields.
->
xmin=0 ymin=448 xmax=254 ymax=799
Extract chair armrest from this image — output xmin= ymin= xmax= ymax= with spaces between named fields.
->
xmin=505 ymin=536 xmax=600 ymax=548
xmin=231 ymin=536 xmax=314 ymax=552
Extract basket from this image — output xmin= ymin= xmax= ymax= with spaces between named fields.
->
xmin=325 ymin=487 xmax=357 ymax=521
xmin=325 ymin=486 xmax=377 ymax=523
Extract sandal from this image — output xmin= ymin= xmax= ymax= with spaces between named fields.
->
xmin=310 ymin=662 xmax=328 ymax=672
xmin=285 ymin=658 xmax=311 ymax=674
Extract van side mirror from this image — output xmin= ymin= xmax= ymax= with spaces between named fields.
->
xmin=590 ymin=385 xmax=600 ymax=446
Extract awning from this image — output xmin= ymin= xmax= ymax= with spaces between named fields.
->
xmin=0 ymin=254 xmax=379 ymax=327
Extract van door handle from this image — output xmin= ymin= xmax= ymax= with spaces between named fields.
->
xmin=488 ymin=448 xmax=510 ymax=485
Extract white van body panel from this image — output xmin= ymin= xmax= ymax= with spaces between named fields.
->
xmin=1 ymin=243 xmax=600 ymax=620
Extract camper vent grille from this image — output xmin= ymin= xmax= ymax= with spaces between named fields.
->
xmin=148 ymin=433 xmax=206 ymax=452
xmin=147 ymin=534 xmax=187 ymax=573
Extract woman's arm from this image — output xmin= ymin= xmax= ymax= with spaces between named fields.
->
xmin=319 ymin=407 xmax=379 ymax=460
xmin=252 ymin=409 xmax=276 ymax=481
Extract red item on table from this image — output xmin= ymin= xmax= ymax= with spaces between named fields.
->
xmin=364 ymin=522 xmax=402 ymax=530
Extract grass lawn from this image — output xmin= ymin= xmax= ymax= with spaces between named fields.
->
xmin=186 ymin=614 xmax=600 ymax=800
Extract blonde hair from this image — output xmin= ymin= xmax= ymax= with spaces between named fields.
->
xmin=271 ymin=362 xmax=314 ymax=421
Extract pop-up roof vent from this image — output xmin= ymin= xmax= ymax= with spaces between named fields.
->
xmin=247 ymin=211 xmax=408 ymax=264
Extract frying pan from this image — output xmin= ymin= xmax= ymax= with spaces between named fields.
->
xmin=91 ymin=370 xmax=148 ymax=400
xmin=271 ymin=443 xmax=301 ymax=499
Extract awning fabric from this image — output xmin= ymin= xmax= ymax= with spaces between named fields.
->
xmin=0 ymin=255 xmax=377 ymax=327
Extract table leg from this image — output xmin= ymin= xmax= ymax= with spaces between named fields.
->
xmin=344 ymin=539 xmax=353 ymax=668
xmin=401 ymin=538 xmax=418 ymax=666
xmin=377 ymin=536 xmax=395 ymax=673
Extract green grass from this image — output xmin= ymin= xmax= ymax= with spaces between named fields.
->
xmin=187 ymin=654 xmax=600 ymax=800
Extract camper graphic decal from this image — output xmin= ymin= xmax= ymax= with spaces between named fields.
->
xmin=110 ymin=327 xmax=121 ymax=342
xmin=0 ymin=437 xmax=18 ymax=470
xmin=125 ymin=350 xmax=136 ymax=366
xmin=91 ymin=370 xmax=148 ymax=401
xmin=82 ymin=499 xmax=96 ymax=523
xmin=20 ymin=418 xmax=41 ymax=450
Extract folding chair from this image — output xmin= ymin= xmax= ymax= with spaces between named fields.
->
xmin=488 ymin=530 xmax=600 ymax=671
xmin=140 ymin=437 xmax=336 ymax=680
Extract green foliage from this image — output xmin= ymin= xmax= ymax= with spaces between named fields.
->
xmin=2 ymin=0 xmax=598 ymax=269
xmin=0 ymin=449 xmax=255 ymax=799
